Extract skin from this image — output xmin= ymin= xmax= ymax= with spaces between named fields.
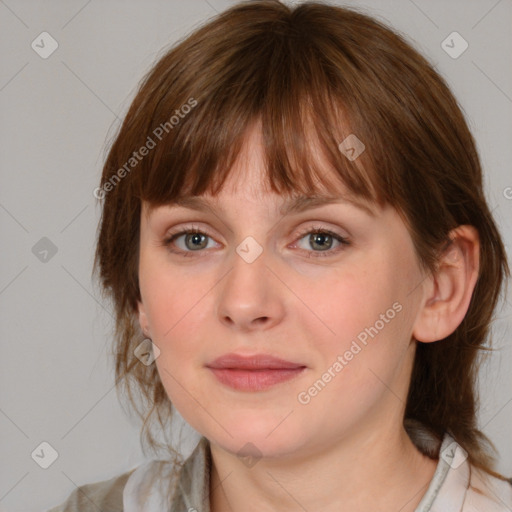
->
xmin=137 ymin=122 xmax=480 ymax=511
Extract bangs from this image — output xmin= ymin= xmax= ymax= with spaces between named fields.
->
xmin=130 ymin=11 xmax=388 ymax=210
xmin=95 ymin=2 xmax=510 ymax=475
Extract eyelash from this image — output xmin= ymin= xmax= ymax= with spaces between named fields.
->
xmin=161 ymin=224 xmax=350 ymax=259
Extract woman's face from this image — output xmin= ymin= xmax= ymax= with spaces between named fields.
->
xmin=137 ymin=124 xmax=427 ymax=459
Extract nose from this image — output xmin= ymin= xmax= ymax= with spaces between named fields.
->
xmin=216 ymin=244 xmax=286 ymax=332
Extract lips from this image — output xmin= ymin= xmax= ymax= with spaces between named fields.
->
xmin=206 ymin=353 xmax=307 ymax=391
xmin=207 ymin=353 xmax=305 ymax=370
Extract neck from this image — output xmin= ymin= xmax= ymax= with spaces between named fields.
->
xmin=209 ymin=422 xmax=438 ymax=512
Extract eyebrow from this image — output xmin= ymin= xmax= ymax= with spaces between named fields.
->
xmin=169 ymin=194 xmax=375 ymax=217
xmin=277 ymin=195 xmax=375 ymax=217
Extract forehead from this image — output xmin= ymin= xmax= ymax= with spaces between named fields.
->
xmin=217 ymin=119 xmax=344 ymax=192
xmin=145 ymin=120 xmax=376 ymax=216
xmin=152 ymin=192 xmax=376 ymax=220
xmin=139 ymin=101 xmax=390 ymax=230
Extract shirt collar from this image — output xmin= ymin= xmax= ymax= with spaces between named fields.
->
xmin=124 ymin=432 xmax=474 ymax=512
xmin=123 ymin=436 xmax=212 ymax=512
xmin=414 ymin=433 xmax=470 ymax=511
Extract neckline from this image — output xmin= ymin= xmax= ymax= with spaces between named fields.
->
xmin=124 ymin=431 xmax=471 ymax=512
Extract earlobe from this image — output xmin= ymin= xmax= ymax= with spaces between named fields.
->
xmin=413 ymin=225 xmax=480 ymax=343
xmin=137 ymin=300 xmax=150 ymax=337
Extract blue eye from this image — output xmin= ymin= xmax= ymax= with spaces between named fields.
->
xmin=293 ymin=227 xmax=349 ymax=258
xmin=162 ymin=225 xmax=349 ymax=258
xmin=163 ymin=228 xmax=216 ymax=257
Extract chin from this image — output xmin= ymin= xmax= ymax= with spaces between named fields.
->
xmin=204 ymin=415 xmax=310 ymax=460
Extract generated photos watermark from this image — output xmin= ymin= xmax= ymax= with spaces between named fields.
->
xmin=93 ymin=97 xmax=198 ymax=199
xmin=297 ymin=301 xmax=403 ymax=405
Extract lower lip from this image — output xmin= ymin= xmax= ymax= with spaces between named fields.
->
xmin=208 ymin=367 xmax=306 ymax=391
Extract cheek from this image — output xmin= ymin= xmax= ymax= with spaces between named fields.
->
xmin=300 ymin=254 xmax=413 ymax=386
xmin=304 ymin=265 xmax=398 ymax=345
xmin=293 ymin=272 xmax=411 ymax=426
xmin=142 ymin=267 xmax=212 ymax=420
xmin=140 ymin=254 xmax=201 ymax=330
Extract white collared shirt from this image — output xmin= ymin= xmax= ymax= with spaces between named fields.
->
xmin=122 ymin=434 xmax=512 ymax=511
xmin=47 ymin=430 xmax=512 ymax=511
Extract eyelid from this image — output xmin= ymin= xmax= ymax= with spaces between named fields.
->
xmin=289 ymin=224 xmax=350 ymax=258
xmin=161 ymin=221 xmax=351 ymax=259
xmin=161 ymin=223 xmax=220 ymax=251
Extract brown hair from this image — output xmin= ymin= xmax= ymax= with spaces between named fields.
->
xmin=93 ymin=0 xmax=509 ymax=478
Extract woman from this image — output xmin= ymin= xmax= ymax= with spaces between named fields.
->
xmin=49 ymin=1 xmax=512 ymax=510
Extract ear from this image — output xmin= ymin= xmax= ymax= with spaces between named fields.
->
xmin=137 ymin=300 xmax=151 ymax=338
xmin=413 ymin=225 xmax=480 ymax=343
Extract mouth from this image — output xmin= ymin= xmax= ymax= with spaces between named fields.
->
xmin=206 ymin=353 xmax=307 ymax=391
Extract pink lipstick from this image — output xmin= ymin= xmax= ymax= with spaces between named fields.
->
xmin=206 ymin=353 xmax=306 ymax=391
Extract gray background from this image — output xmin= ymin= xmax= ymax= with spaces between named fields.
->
xmin=0 ymin=0 xmax=511 ymax=510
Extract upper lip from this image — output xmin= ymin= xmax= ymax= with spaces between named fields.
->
xmin=207 ymin=353 xmax=306 ymax=370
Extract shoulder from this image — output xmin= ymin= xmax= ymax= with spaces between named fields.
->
xmin=44 ymin=438 xmax=210 ymax=512
xmin=463 ymin=467 xmax=512 ymax=511
xmin=45 ymin=467 xmax=136 ymax=512
xmin=409 ymin=427 xmax=512 ymax=512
